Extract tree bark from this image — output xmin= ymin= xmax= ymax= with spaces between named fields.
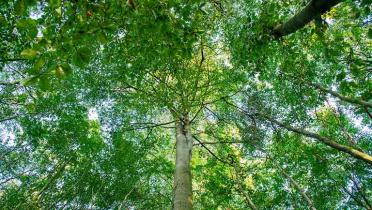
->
xmin=173 ymin=116 xmax=193 ymax=210
xmin=273 ymin=0 xmax=341 ymax=38
xmin=260 ymin=114 xmax=372 ymax=165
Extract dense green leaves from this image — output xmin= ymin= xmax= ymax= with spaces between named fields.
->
xmin=0 ymin=0 xmax=371 ymax=209
xmin=72 ymin=47 xmax=91 ymax=68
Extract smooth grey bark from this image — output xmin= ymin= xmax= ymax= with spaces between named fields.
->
xmin=273 ymin=0 xmax=341 ymax=38
xmin=173 ymin=117 xmax=193 ymax=210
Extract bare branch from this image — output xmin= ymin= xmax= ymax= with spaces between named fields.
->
xmin=123 ymin=120 xmax=176 ymax=131
xmin=0 ymin=115 xmax=19 ymax=123
xmin=194 ymin=141 xmax=246 ymax=146
xmin=0 ymin=58 xmax=27 ymax=63
xmin=192 ymin=135 xmax=230 ymax=165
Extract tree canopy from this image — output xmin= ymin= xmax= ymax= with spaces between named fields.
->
xmin=0 ymin=0 xmax=371 ymax=209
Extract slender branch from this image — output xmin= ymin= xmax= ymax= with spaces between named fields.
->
xmin=194 ymin=141 xmax=246 ymax=146
xmin=259 ymin=112 xmax=372 ymax=165
xmin=341 ymin=185 xmax=368 ymax=209
xmin=192 ymin=135 xmax=230 ymax=164
xmin=0 ymin=58 xmax=27 ymax=62
xmin=211 ymin=0 xmax=225 ymax=14
xmin=262 ymin=152 xmax=317 ymax=210
xmin=123 ymin=120 xmax=176 ymax=131
xmin=311 ymin=83 xmax=372 ymax=108
xmin=0 ymin=81 xmax=20 ymax=86
xmin=118 ymin=183 xmax=139 ymax=210
xmin=191 ymin=88 xmax=243 ymax=109
xmin=364 ymin=106 xmax=372 ymax=119
xmin=36 ymin=161 xmax=69 ymax=201
xmin=351 ymin=175 xmax=372 ymax=209
xmin=200 ymin=39 xmax=205 ymax=67
xmin=0 ymin=115 xmax=18 ymax=123
xmin=147 ymin=71 xmax=182 ymax=97
xmin=189 ymin=105 xmax=204 ymax=124
xmin=193 ymin=134 xmax=258 ymax=209
xmin=279 ymin=71 xmax=372 ymax=116
xmin=0 ymin=168 xmax=33 ymax=188
xmin=232 ymin=161 xmax=258 ymax=210
xmin=224 ymin=100 xmax=372 ymax=165
xmin=188 ymin=88 xmax=243 ymax=124
xmin=280 ymin=169 xmax=317 ymax=210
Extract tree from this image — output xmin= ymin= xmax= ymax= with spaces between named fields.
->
xmin=1 ymin=0 xmax=371 ymax=209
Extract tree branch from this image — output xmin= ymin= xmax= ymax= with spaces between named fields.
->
xmin=232 ymin=161 xmax=258 ymax=210
xmin=124 ymin=120 xmax=176 ymax=131
xmin=194 ymin=141 xmax=246 ymax=146
xmin=273 ymin=0 xmax=341 ymax=38
xmin=0 ymin=58 xmax=27 ymax=63
xmin=192 ymin=135 xmax=230 ymax=164
xmin=224 ymin=100 xmax=372 ymax=165
xmin=0 ymin=115 xmax=18 ymax=123
xmin=280 ymin=169 xmax=317 ymax=210
xmin=311 ymin=83 xmax=372 ymax=108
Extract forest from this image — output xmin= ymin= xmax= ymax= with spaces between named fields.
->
xmin=0 ymin=0 xmax=371 ymax=209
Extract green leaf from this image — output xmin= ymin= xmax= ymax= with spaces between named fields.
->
xmin=0 ymin=15 xmax=7 ymax=26
xmin=72 ymin=47 xmax=91 ymax=67
xmin=340 ymin=81 xmax=351 ymax=94
xmin=368 ymin=28 xmax=372 ymax=39
xmin=38 ymin=75 xmax=51 ymax=90
xmin=55 ymin=65 xmax=65 ymax=78
xmin=34 ymin=57 xmax=46 ymax=69
xmin=336 ymin=71 xmax=346 ymax=81
xmin=61 ymin=63 xmax=73 ymax=76
xmin=26 ymin=58 xmax=45 ymax=75
xmin=14 ymin=0 xmax=27 ymax=15
xmin=350 ymin=64 xmax=361 ymax=77
xmin=54 ymin=64 xmax=72 ymax=78
xmin=20 ymin=49 xmax=38 ymax=59
xmin=102 ymin=23 xmax=117 ymax=33
xmin=49 ymin=0 xmax=61 ymax=8
xmin=362 ymin=0 xmax=372 ymax=5
xmin=98 ymin=32 xmax=108 ymax=44
xmin=16 ymin=18 xmax=37 ymax=29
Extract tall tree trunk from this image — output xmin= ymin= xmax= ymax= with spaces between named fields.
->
xmin=273 ymin=0 xmax=341 ymax=38
xmin=173 ymin=116 xmax=193 ymax=210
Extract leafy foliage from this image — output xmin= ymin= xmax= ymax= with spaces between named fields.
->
xmin=0 ymin=0 xmax=371 ymax=209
